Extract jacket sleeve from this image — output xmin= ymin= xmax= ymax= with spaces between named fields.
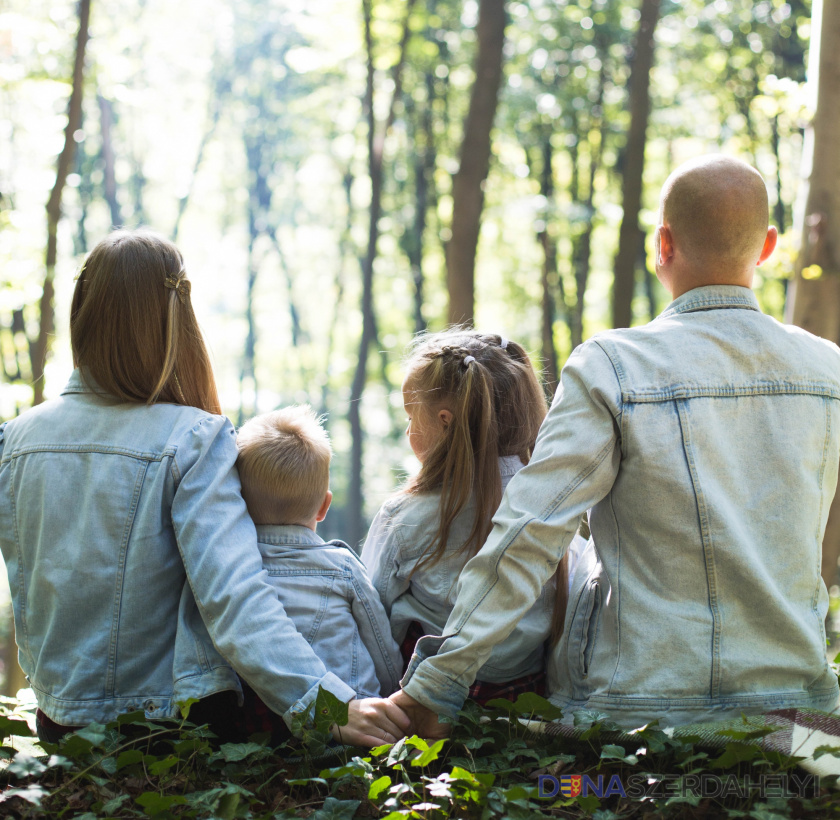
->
xmin=401 ymin=340 xmax=623 ymax=716
xmin=360 ymin=503 xmax=410 ymax=618
xmin=347 ymin=553 xmax=403 ymax=695
xmin=171 ymin=415 xmax=355 ymax=731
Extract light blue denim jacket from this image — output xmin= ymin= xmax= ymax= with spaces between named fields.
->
xmin=403 ymin=286 xmax=840 ymax=726
xmin=256 ymin=525 xmax=402 ymax=697
xmin=0 ymin=370 xmax=355 ymax=728
xmin=362 ymin=457 xmax=560 ymax=683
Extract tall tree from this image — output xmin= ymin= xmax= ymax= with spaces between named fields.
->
xmin=445 ymin=0 xmax=506 ymax=326
xmin=30 ymin=0 xmax=91 ymax=406
xmin=347 ymin=0 xmax=417 ymax=548
xmin=786 ymin=0 xmax=840 ymax=587
xmin=612 ymin=0 xmax=660 ymax=329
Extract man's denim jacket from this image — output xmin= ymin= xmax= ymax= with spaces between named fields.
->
xmin=362 ymin=457 xmax=557 ymax=683
xmin=256 ymin=525 xmax=402 ymax=697
xmin=0 ymin=370 xmax=355 ymax=729
xmin=403 ymin=286 xmax=840 ymax=726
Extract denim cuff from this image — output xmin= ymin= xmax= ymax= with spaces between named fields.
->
xmin=283 ymin=672 xmax=357 ymax=734
xmin=401 ymin=636 xmax=468 ymax=718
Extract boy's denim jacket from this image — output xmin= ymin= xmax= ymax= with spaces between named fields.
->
xmin=0 ymin=370 xmax=355 ymax=729
xmin=403 ymin=286 xmax=840 ymax=726
xmin=256 ymin=525 xmax=402 ymax=697
xmin=362 ymin=457 xmax=556 ymax=683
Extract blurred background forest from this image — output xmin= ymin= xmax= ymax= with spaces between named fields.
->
xmin=0 ymin=0 xmax=833 ymax=691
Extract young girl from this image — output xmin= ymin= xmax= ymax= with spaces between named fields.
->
xmin=0 ymin=229 xmax=408 ymax=748
xmin=362 ymin=329 xmax=588 ymax=702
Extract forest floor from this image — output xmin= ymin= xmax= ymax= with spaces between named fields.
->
xmin=1 ymin=688 xmax=840 ymax=819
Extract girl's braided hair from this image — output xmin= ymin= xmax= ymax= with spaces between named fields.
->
xmin=403 ymin=327 xmax=570 ymax=645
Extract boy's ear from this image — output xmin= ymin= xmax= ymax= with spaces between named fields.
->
xmin=316 ymin=490 xmax=332 ymax=523
xmin=438 ymin=408 xmax=453 ymax=428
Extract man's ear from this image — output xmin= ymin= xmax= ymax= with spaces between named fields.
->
xmin=438 ymin=408 xmax=453 ymax=428
xmin=657 ymin=225 xmax=675 ymax=265
xmin=757 ymin=225 xmax=778 ymax=266
xmin=316 ymin=490 xmax=332 ymax=523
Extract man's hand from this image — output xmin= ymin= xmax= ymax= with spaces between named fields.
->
xmin=389 ymin=690 xmax=450 ymax=739
xmin=329 ymin=697 xmax=411 ymax=748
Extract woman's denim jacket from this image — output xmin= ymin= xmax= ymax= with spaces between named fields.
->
xmin=402 ymin=286 xmax=840 ymax=726
xmin=362 ymin=457 xmax=557 ymax=683
xmin=256 ymin=525 xmax=402 ymax=698
xmin=0 ymin=371 xmax=355 ymax=728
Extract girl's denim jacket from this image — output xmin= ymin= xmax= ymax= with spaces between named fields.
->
xmin=402 ymin=286 xmax=840 ymax=726
xmin=0 ymin=371 xmax=355 ymax=729
xmin=362 ymin=457 xmax=556 ymax=683
xmin=256 ymin=525 xmax=402 ymax=697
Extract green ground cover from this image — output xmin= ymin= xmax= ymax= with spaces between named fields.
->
xmin=1 ymin=687 xmax=839 ymax=819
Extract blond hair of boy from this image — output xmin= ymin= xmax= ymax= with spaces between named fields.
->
xmin=236 ymin=405 xmax=333 ymax=529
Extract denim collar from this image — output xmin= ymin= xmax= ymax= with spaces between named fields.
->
xmin=657 ymin=285 xmax=760 ymax=320
xmin=255 ymin=524 xmax=326 ymax=548
xmin=499 ymin=455 xmax=525 ymax=478
xmin=61 ymin=368 xmax=95 ymax=395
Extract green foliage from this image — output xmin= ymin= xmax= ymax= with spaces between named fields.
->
xmin=1 ymin=692 xmax=839 ymax=819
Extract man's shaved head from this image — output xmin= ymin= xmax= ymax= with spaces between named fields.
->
xmin=660 ymin=155 xmax=770 ymax=274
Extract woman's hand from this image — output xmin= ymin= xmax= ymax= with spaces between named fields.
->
xmin=388 ymin=690 xmax=450 ymax=739
xmin=329 ymin=697 xmax=412 ymax=747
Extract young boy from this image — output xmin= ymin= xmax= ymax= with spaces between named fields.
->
xmin=236 ymin=405 xmax=402 ymax=699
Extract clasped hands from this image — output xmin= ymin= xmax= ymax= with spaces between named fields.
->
xmin=329 ymin=691 xmax=449 ymax=748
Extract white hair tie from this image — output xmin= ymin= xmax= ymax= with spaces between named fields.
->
xmin=499 ymin=336 xmax=509 ymax=349
xmin=463 ymin=355 xmax=476 ymax=365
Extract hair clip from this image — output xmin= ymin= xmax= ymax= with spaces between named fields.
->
xmin=463 ymin=355 xmax=476 ymax=365
xmin=499 ymin=336 xmax=509 ymax=349
xmin=164 ymin=269 xmax=191 ymax=304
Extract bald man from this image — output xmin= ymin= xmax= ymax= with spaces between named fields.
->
xmin=393 ymin=155 xmax=840 ymax=734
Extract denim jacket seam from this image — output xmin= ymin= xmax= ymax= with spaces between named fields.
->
xmin=450 ymin=436 xmax=615 ymax=635
xmin=676 ymin=399 xmax=721 ymax=697
xmin=3 ymin=443 xmax=176 ymax=461
xmin=348 ymin=567 xmax=401 ymax=686
xmin=623 ymin=383 xmax=840 ymax=402
xmin=590 ymin=340 xmax=626 ymax=456
xmin=106 ymin=462 xmax=150 ymax=696
xmin=813 ymin=399 xmax=833 ymax=675
xmin=7 ymin=458 xmax=30 ymax=664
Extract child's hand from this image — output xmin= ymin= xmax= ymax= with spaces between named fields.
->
xmin=388 ymin=690 xmax=450 ymax=739
xmin=330 ymin=697 xmax=411 ymax=747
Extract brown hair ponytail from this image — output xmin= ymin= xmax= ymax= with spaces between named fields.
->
xmin=70 ymin=230 xmax=220 ymax=415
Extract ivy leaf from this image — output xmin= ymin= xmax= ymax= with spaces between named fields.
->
xmin=310 ymin=796 xmax=361 ymax=819
xmin=600 ymin=744 xmax=638 ymax=765
xmin=135 ymin=791 xmax=188 ymax=815
xmin=177 ymin=698 xmax=200 ymax=720
xmin=212 ymin=742 xmax=271 ymax=763
xmin=0 ymin=716 xmax=33 ymax=742
xmin=812 ymin=745 xmax=840 ymax=760
xmin=116 ymin=749 xmax=145 ymax=770
xmin=369 ymin=775 xmax=392 ymax=800
xmin=116 ymin=710 xmax=147 ymax=726
xmin=148 ymin=754 xmax=180 ymax=775
xmin=76 ymin=723 xmax=109 ymax=747
xmin=320 ymin=757 xmax=373 ymax=779
xmin=709 ymin=742 xmax=762 ymax=769
xmin=508 ymin=692 xmax=565 ymax=721
xmin=101 ymin=794 xmax=131 ymax=814
xmin=313 ymin=688 xmax=349 ymax=733
xmin=0 ymin=783 xmax=49 ymax=807
xmin=576 ymin=794 xmax=601 ymax=813
xmin=410 ymin=738 xmax=446 ymax=767
xmin=6 ymin=752 xmax=47 ymax=778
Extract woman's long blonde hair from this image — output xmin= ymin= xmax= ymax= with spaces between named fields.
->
xmin=70 ymin=229 xmax=221 ymax=415
xmin=403 ymin=328 xmax=570 ymax=644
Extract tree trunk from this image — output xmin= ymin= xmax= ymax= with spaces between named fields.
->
xmin=31 ymin=0 xmax=91 ymax=406
xmin=786 ymin=0 xmax=840 ymax=587
xmin=611 ymin=0 xmax=660 ymax=330
xmin=445 ymin=0 xmax=506 ymax=326
xmin=98 ymin=94 xmax=122 ymax=227
xmin=347 ymin=0 xmax=416 ymax=549
xmin=537 ymin=137 xmax=559 ymax=397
